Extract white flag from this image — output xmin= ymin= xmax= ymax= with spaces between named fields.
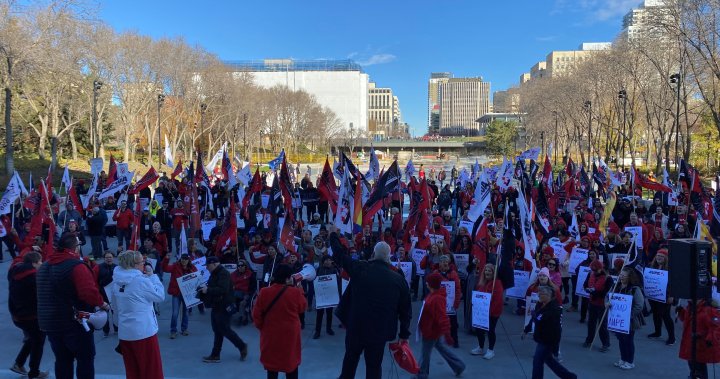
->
xmin=236 ymin=164 xmax=252 ymax=186
xmin=495 ymin=156 xmax=513 ymax=190
xmin=517 ymin=191 xmax=538 ymax=267
xmin=81 ymin=173 xmax=98 ymax=209
xmin=206 ymin=142 xmax=227 ymax=172
xmin=467 ymin=171 xmax=491 ymax=222
xmin=0 ymin=172 xmax=23 ymax=215
xmin=366 ymin=147 xmax=380 ymax=181
xmin=164 ymin=135 xmax=174 ymax=168
xmin=334 ymin=164 xmax=355 ymax=235
xmin=178 ymin=225 xmax=188 ymax=260
xmin=62 ymin=165 xmax=72 ymax=191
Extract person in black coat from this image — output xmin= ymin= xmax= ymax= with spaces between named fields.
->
xmin=328 ymin=225 xmax=411 ymax=379
xmin=8 ymin=252 xmax=48 ymax=378
xmin=523 ymin=286 xmax=577 ymax=379
xmin=86 ymin=206 xmax=107 ymax=259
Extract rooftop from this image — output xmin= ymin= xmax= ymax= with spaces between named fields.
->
xmin=224 ymin=59 xmax=364 ymax=72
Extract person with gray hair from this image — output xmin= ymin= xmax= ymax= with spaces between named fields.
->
xmin=327 ymin=225 xmax=411 ymax=379
xmin=110 ymin=250 xmax=165 ymax=379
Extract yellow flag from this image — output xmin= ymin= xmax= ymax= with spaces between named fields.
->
xmin=696 ymin=220 xmax=718 ymax=277
xmin=599 ymin=191 xmax=616 ymax=238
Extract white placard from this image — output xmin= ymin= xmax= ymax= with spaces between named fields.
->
xmin=308 ymin=224 xmax=321 ymax=238
xmin=314 ymin=274 xmax=340 ymax=309
xmin=569 ymin=248 xmax=589 ymax=274
xmin=146 ymin=257 xmax=157 ymax=271
xmin=117 ymin=163 xmax=129 ymax=178
xmin=201 ymin=220 xmax=215 ymax=241
xmin=624 ymin=226 xmax=644 ymax=249
xmin=459 ymin=220 xmax=474 ymax=234
xmin=549 ymin=238 xmax=566 ymax=262
xmin=441 ymin=280 xmax=456 ymax=315
xmin=444 ymin=225 xmax=453 ymax=233
xmin=222 ymin=264 xmax=237 ymax=272
xmin=454 ymin=254 xmax=469 ymax=274
xmin=668 ymin=191 xmax=678 ymax=206
xmin=192 ymin=257 xmax=210 ymax=284
xmin=391 ymin=261 xmax=413 ymax=286
xmin=429 ymin=234 xmax=445 ymax=245
xmin=341 ymin=278 xmax=350 ymax=295
xmin=643 ymin=267 xmax=668 ymax=303
xmin=506 ymin=270 xmax=531 ymax=299
xmin=471 ymin=291 xmax=491 ymax=330
xmin=524 ymin=293 xmax=539 ymax=333
xmin=90 ymin=158 xmax=104 ymax=175
xmin=608 ymin=293 xmax=633 ymax=334
xmin=575 ymin=266 xmax=591 ymax=298
xmin=411 ymin=249 xmax=426 ymax=275
xmin=176 ymin=272 xmax=202 ymax=309
xmin=105 ymin=210 xmax=116 ymax=226
xmin=261 ymin=194 xmax=270 ymax=209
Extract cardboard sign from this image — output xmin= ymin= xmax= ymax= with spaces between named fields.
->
xmin=314 ymin=274 xmax=340 ymax=309
xmin=192 ymin=257 xmax=210 ymax=284
xmin=624 ymin=226 xmax=643 ymax=249
xmin=506 ymin=270 xmax=531 ymax=299
xmin=575 ymin=266 xmax=591 ymax=298
xmin=411 ymin=249 xmax=426 ymax=275
xmin=201 ymin=220 xmax=215 ymax=241
xmin=391 ymin=261 xmax=413 ymax=286
xmin=176 ymin=272 xmax=202 ymax=309
xmin=341 ymin=278 xmax=350 ymax=295
xmin=524 ymin=293 xmax=539 ymax=333
xmin=569 ymin=248 xmax=589 ymax=274
xmin=471 ymin=291 xmax=491 ymax=330
xmin=441 ymin=281 xmax=456 ymax=315
xmin=643 ymin=267 xmax=668 ymax=303
xmin=105 ymin=210 xmax=116 ymax=226
xmin=454 ymin=253 xmax=469 ymax=274
xmin=90 ymin=158 xmax=104 ymax=175
xmin=308 ymin=224 xmax=321 ymax=238
xmin=458 ymin=220 xmax=475 ymax=234
xmin=608 ymin=293 xmax=633 ymax=334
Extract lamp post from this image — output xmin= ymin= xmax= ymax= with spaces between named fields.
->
xmin=618 ymin=90 xmax=628 ymax=170
xmin=670 ymin=73 xmax=681 ymax=168
xmin=553 ymin=111 xmax=559 ymax=166
xmin=584 ymin=100 xmax=592 ymax=165
xmin=157 ymin=93 xmax=165 ymax=167
xmin=540 ymin=131 xmax=545 ymax=156
xmin=92 ymin=80 xmax=103 ymax=158
xmin=243 ymin=113 xmax=248 ymax=161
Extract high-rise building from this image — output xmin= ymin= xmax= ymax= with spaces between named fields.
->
xmin=621 ymin=0 xmax=672 ymax=42
xmin=519 ymin=73 xmax=531 ymax=86
xmin=493 ymin=88 xmax=520 ymax=114
xmin=427 ymin=72 xmax=452 ymax=134
xmin=226 ymin=59 xmax=369 ymax=132
xmin=368 ymin=82 xmax=394 ymax=140
xmin=438 ymin=77 xmax=490 ymax=136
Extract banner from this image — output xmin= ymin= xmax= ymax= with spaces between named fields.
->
xmin=568 ymin=248 xmax=589 ymax=274
xmin=0 ymin=172 xmax=22 ymax=215
xmin=506 ymin=270 xmax=531 ymax=299
xmin=643 ymin=268 xmax=668 ymax=303
xmin=524 ymin=293 xmax=539 ymax=333
xmin=391 ymin=261 xmax=413 ymax=286
xmin=608 ymin=293 xmax=633 ymax=334
xmin=411 ymin=249 xmax=426 ymax=275
xmin=176 ymin=272 xmax=202 ymax=309
xmin=314 ymin=274 xmax=340 ymax=309
xmin=575 ymin=267 xmax=591 ymax=298
xmin=90 ymin=158 xmax=104 ymax=175
xmin=441 ymin=281 xmax=456 ymax=315
xmin=192 ymin=257 xmax=210 ymax=284
xmin=97 ymin=173 xmax=130 ymax=200
xmin=471 ymin=291 xmax=491 ymax=330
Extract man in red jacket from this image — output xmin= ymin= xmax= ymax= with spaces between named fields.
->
xmin=113 ymin=201 xmax=134 ymax=250
xmin=417 ymin=272 xmax=465 ymax=378
xmin=435 ymin=255 xmax=462 ymax=348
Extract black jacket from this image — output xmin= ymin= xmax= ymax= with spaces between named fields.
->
xmin=8 ymin=263 xmax=39 ymax=321
xmin=86 ymin=210 xmax=107 ymax=237
xmin=329 ymin=232 xmax=411 ymax=343
xmin=204 ymin=265 xmax=234 ymax=308
xmin=525 ymin=299 xmax=563 ymax=346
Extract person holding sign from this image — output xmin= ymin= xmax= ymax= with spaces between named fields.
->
xmin=646 ymin=249 xmax=675 ymax=345
xmin=416 ymin=273 xmax=466 ymax=379
xmin=527 ymin=268 xmax=562 ymax=304
xmin=110 ymin=251 xmax=165 ymax=379
xmin=611 ymin=267 xmax=644 ymax=370
xmin=522 ymin=286 xmax=577 ymax=379
xmin=162 ymin=254 xmax=198 ymax=339
xmin=471 ymin=263 xmax=503 ymax=359
xmin=582 ymin=260 xmax=613 ymax=351
xmin=435 ymin=255 xmax=461 ymax=348
xmin=313 ymin=256 xmax=340 ymax=340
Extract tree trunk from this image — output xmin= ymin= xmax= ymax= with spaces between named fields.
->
xmin=4 ymin=84 xmax=13 ymax=175
xmin=50 ymin=136 xmax=58 ymax=170
xmin=69 ymin=128 xmax=78 ymax=160
xmin=124 ymin=129 xmax=131 ymax=162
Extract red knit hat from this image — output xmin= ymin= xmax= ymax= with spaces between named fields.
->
xmin=657 ymin=248 xmax=668 ymax=257
xmin=590 ymin=259 xmax=603 ymax=271
xmin=542 ymin=246 xmax=555 ymax=257
xmin=426 ymin=272 xmax=443 ymax=290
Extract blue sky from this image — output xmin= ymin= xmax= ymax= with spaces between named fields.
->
xmin=100 ymin=0 xmax=639 ymax=136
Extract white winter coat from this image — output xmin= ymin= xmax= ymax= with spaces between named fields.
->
xmin=110 ymin=267 xmax=165 ymax=341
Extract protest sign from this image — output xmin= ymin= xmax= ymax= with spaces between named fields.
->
xmin=192 ymin=257 xmax=210 ymax=284
xmin=391 ymin=261 xmax=413 ymax=286
xmin=454 ymin=254 xmax=469 ymax=275
xmin=176 ymin=272 xmax=202 ymax=309
xmin=201 ymin=220 xmax=215 ymax=241
xmin=524 ymin=293 xmax=540 ymax=333
xmin=471 ymin=291 xmax=491 ymax=330
xmin=429 ymin=234 xmax=445 ymax=245
xmin=90 ymin=158 xmax=104 ymax=175
xmin=506 ymin=270 xmax=531 ymax=299
xmin=314 ymin=274 xmax=340 ymax=309
xmin=441 ymin=281 xmax=456 ymax=315
xmin=643 ymin=268 xmax=668 ymax=303
xmin=569 ymin=248 xmax=589 ymax=274
xmin=459 ymin=220 xmax=475 ymax=234
xmin=444 ymin=225 xmax=453 ymax=233
xmin=411 ymin=249 xmax=426 ymax=275
xmin=105 ymin=210 xmax=116 ymax=226
xmin=624 ymin=226 xmax=644 ymax=249
xmin=308 ymin=224 xmax=321 ymax=238
xmin=576 ymin=266 xmax=591 ymax=298
xmin=608 ymin=293 xmax=633 ymax=334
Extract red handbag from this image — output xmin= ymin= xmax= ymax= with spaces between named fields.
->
xmin=388 ymin=340 xmax=420 ymax=374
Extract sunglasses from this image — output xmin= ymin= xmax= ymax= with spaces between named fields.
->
xmin=548 ymin=263 xmax=557 ymax=267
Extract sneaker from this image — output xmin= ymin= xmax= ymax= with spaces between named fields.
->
xmin=470 ymin=346 xmax=484 ymax=356
xmin=326 ymin=329 xmax=335 ymax=336
xmin=482 ymin=350 xmax=495 ymax=360
xmin=170 ymin=332 xmax=177 ymax=339
xmin=599 ymin=345 xmax=610 ymax=353
xmin=10 ymin=364 xmax=27 ymax=375
xmin=666 ymin=338 xmax=676 ymax=346
xmin=240 ymin=343 xmax=248 ymax=361
xmin=620 ymin=362 xmax=635 ymax=370
xmin=648 ymin=332 xmax=661 ymax=339
xmin=614 ymin=360 xmax=626 ymax=367
xmin=202 ymin=355 xmax=221 ymax=363
xmin=181 ymin=330 xmax=189 ymax=336
xmin=32 ymin=372 xmax=50 ymax=379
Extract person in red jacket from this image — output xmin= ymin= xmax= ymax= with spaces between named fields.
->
xmin=231 ymin=260 xmax=257 ymax=326
xmin=170 ymin=199 xmax=189 ymax=256
xmin=151 ymin=222 xmax=169 ymax=262
xmin=390 ymin=207 xmax=402 ymax=236
xmin=435 ymin=255 xmax=461 ymax=348
xmin=678 ymin=299 xmax=720 ymax=379
xmin=431 ymin=216 xmax=451 ymax=246
xmin=112 ymin=201 xmax=134 ymax=250
xmin=471 ymin=263 xmax=504 ymax=359
xmin=162 ymin=253 xmax=197 ymax=339
xmin=416 ymin=272 xmax=466 ymax=378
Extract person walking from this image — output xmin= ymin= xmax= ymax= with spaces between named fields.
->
xmin=110 ymin=251 xmax=165 ymax=379
xmin=328 ymin=225 xmax=412 ymax=379
xmin=37 ymin=234 xmax=109 ymax=379
xmin=582 ymin=259 xmax=613 ymax=352
xmin=612 ymin=267 xmax=644 ymax=370
xmin=162 ymin=253 xmax=197 ymax=338
xmin=198 ymin=256 xmax=249 ymax=363
xmin=416 ymin=272 xmax=465 ymax=378
xmin=434 ymin=255 xmax=461 ymax=348
xmin=8 ymin=252 xmax=49 ymax=379
xmin=523 ymin=286 xmax=577 ymax=379
xmin=253 ymin=264 xmax=307 ymax=379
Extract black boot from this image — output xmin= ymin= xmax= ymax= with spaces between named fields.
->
xmin=313 ymin=330 xmax=320 ymax=339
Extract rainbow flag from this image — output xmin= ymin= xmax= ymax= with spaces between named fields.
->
xmin=353 ymin=177 xmax=363 ymax=233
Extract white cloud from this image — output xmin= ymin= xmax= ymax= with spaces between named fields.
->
xmin=592 ymin=0 xmax=638 ymax=21
xmin=357 ymin=53 xmax=397 ymax=66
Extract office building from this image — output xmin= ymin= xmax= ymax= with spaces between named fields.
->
xmin=368 ymin=82 xmax=394 ymax=140
xmin=438 ymin=77 xmax=491 ymax=136
xmin=545 ymin=43 xmax=611 ymax=77
xmin=427 ymin=72 xmax=452 ymax=134
xmin=493 ymin=88 xmax=521 ymax=114
xmin=621 ymin=0 xmax=672 ymax=42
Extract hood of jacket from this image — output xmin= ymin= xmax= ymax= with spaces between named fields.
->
xmin=112 ymin=266 xmax=143 ymax=286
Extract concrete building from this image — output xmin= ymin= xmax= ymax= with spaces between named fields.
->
xmin=368 ymin=82 xmax=394 ymax=140
xmin=621 ymin=0 xmax=672 ymax=42
xmin=493 ymin=88 xmax=521 ymax=114
xmin=438 ymin=77 xmax=491 ymax=136
xmin=530 ymin=61 xmax=547 ymax=80
xmin=226 ymin=59 xmax=369 ymax=132
xmin=519 ymin=72 xmax=531 ymax=86
xmin=427 ymin=72 xmax=452 ymax=134
xmin=545 ymin=43 xmax=611 ymax=77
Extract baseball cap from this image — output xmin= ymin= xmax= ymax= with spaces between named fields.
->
xmin=205 ymin=256 xmax=220 ymax=265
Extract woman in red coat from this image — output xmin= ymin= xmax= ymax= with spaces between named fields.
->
xmin=471 ymin=263 xmax=504 ymax=360
xmin=253 ymin=264 xmax=307 ymax=379
xmin=678 ymin=299 xmax=720 ymax=379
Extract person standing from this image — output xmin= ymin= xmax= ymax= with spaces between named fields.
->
xmin=37 ymin=234 xmax=109 ymax=379
xmin=113 ymin=201 xmax=134 ymax=251
xmin=110 ymin=251 xmax=165 ymax=379
xmin=523 ymin=286 xmax=577 ymax=379
xmin=582 ymin=259 xmax=613 ymax=352
xmin=253 ymin=264 xmax=307 ymax=379
xmin=612 ymin=267 xmax=644 ymax=370
xmin=416 ymin=272 xmax=465 ymax=379
xmin=313 ymin=255 xmax=339 ymax=339
xmin=93 ymin=251 xmax=118 ymax=337
xmin=8 ymin=252 xmax=49 ymax=379
xmin=199 ymin=256 xmax=249 ymax=363
xmin=471 ymin=263 xmax=503 ymax=359
xmin=162 ymin=253 xmax=197 ymax=338
xmin=328 ymin=226 xmax=412 ymax=379
xmin=647 ymin=249 xmax=675 ymax=345
xmin=434 ymin=255 xmax=461 ymax=348
xmin=86 ymin=207 xmax=107 ymax=260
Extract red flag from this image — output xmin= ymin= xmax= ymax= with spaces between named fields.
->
xmin=242 ymin=168 xmax=263 ymax=216
xmin=67 ymin=185 xmax=84 ymax=218
xmin=129 ymin=199 xmax=142 ymax=250
xmin=215 ymin=201 xmax=238 ymax=254
xmin=279 ymin=217 xmax=296 ymax=255
xmin=171 ymin=159 xmax=183 ymax=179
xmin=107 ymin=155 xmax=117 ymax=186
xmin=541 ymin=155 xmax=553 ymax=192
xmin=317 ymin=157 xmax=339 ymax=214
xmin=129 ymin=167 xmax=159 ymax=194
xmin=632 ymin=166 xmax=672 ymax=193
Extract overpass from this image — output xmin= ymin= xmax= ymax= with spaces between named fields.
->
xmin=333 ymin=138 xmax=486 ymax=159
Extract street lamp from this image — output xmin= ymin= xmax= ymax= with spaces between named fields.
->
xmin=670 ymin=73 xmax=681 ymax=168
xmin=618 ymin=90 xmax=628 ymax=170
xmin=584 ymin=100 xmax=592 ymax=165
xmin=553 ymin=111 xmax=559 ymax=166
xmin=243 ymin=113 xmax=248 ymax=161
xmin=157 ymin=93 xmax=165 ymax=167
xmin=92 ymin=80 xmax=103 ymax=158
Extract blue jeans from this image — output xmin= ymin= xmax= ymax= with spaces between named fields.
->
xmin=532 ymin=343 xmax=577 ymax=379
xmin=47 ymin=326 xmax=95 ymax=379
xmin=171 ymin=295 xmax=189 ymax=333
xmin=616 ymin=330 xmax=635 ymax=363
xmin=417 ymin=338 xmax=465 ymax=379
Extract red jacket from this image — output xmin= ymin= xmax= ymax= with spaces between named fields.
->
xmin=435 ymin=269 xmax=461 ymax=310
xmin=46 ymin=249 xmax=104 ymax=307
xmin=391 ymin=213 xmax=403 ymax=236
xmin=419 ymin=286 xmax=452 ymax=342
xmin=252 ymin=284 xmax=307 ymax=373
xmin=171 ymin=208 xmax=188 ymax=230
xmin=231 ymin=269 xmax=254 ymax=293
xmin=679 ymin=301 xmax=720 ymax=364
xmin=113 ymin=208 xmax=134 ymax=230
xmin=162 ymin=257 xmax=197 ymax=296
xmin=152 ymin=232 xmax=169 ymax=257
xmin=476 ymin=279 xmax=504 ymax=318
